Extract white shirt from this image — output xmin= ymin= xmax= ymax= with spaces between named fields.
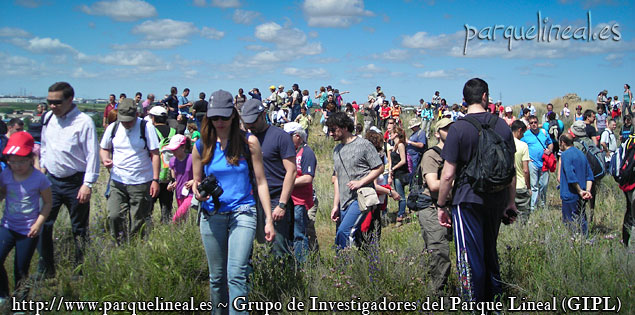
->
xmin=100 ymin=118 xmax=159 ymax=185
xmin=40 ymin=106 xmax=100 ymax=183
xmin=600 ymin=129 xmax=617 ymax=161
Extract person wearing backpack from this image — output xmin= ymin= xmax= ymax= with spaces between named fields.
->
xmin=521 ymin=115 xmax=553 ymax=212
xmin=148 ymin=106 xmax=177 ymax=224
xmin=570 ymin=120 xmax=605 ymax=224
xmin=412 ymin=118 xmax=452 ymax=293
xmin=558 ymin=134 xmax=594 ymax=236
xmin=542 ymin=112 xmax=564 ymax=157
xmin=436 ymin=78 xmax=517 ymax=303
xmin=600 ymin=119 xmax=618 ymax=166
xmin=100 ymin=99 xmax=160 ymax=243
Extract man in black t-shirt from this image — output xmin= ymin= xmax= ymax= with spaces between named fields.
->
xmin=436 ymin=78 xmax=517 ymax=303
xmin=243 ymin=99 xmax=297 ymax=258
xmin=583 ymin=109 xmax=599 ymax=146
xmin=192 ymin=92 xmax=208 ymax=130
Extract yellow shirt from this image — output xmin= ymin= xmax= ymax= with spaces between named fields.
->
xmin=514 ymin=138 xmax=530 ymax=190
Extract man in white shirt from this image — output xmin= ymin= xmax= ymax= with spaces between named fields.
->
xmin=100 ymin=98 xmax=160 ymax=242
xmin=38 ymin=81 xmax=100 ymax=278
xmin=600 ymin=119 xmax=618 ymax=163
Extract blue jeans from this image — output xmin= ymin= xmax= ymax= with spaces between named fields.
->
xmin=269 ymin=194 xmax=294 ymax=258
xmin=199 ymin=205 xmax=256 ymax=315
xmin=394 ymin=176 xmax=407 ymax=218
xmin=562 ymin=199 xmax=588 ymax=236
xmin=529 ymin=162 xmax=549 ymax=211
xmin=0 ymin=227 xmax=38 ymax=298
xmin=293 ymin=205 xmax=309 ymax=263
xmin=335 ymin=200 xmax=364 ymax=249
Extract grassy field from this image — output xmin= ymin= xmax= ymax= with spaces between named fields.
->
xmin=0 ymin=102 xmax=633 ymax=314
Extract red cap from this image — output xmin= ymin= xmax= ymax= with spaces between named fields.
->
xmin=3 ymin=131 xmax=34 ymax=156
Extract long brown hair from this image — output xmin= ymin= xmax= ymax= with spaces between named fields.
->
xmin=200 ymin=107 xmax=247 ymax=166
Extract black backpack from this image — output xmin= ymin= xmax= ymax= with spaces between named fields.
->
xmin=574 ymin=137 xmax=606 ymax=180
xmin=460 ymin=114 xmax=515 ymax=193
xmin=407 ymin=146 xmax=442 ymax=211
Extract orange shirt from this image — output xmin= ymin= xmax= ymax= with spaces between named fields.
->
xmin=391 ymin=106 xmax=401 ymax=118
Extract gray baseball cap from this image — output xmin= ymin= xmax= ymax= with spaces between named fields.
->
xmin=206 ymin=90 xmax=234 ymax=117
xmin=241 ymin=99 xmax=266 ymax=124
xmin=117 ymin=98 xmax=137 ymax=122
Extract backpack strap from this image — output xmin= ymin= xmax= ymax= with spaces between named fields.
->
xmin=140 ymin=119 xmax=147 ymax=150
xmin=42 ymin=111 xmax=54 ymax=126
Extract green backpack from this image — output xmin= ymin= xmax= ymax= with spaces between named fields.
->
xmin=157 ymin=127 xmax=176 ymax=182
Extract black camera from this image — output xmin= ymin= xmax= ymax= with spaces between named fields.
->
xmin=198 ymin=173 xmax=223 ymax=200
xmin=198 ymin=174 xmax=224 ymax=211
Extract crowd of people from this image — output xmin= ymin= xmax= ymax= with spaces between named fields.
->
xmin=0 ymin=79 xmax=632 ymax=312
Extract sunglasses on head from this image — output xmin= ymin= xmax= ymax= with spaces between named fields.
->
xmin=210 ymin=116 xmax=231 ymax=121
xmin=46 ymin=99 xmax=64 ymax=105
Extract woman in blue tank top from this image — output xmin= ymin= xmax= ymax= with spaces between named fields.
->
xmin=192 ymin=90 xmax=274 ymax=314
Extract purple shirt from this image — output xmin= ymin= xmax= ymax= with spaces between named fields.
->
xmin=169 ymin=154 xmax=193 ymax=200
xmin=0 ymin=169 xmax=51 ymax=235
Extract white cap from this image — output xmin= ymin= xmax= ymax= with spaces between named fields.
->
xmin=148 ymin=106 xmax=167 ymax=116
xmin=505 ymin=106 xmax=513 ymax=113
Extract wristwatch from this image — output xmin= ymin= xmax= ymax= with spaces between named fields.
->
xmin=278 ymin=202 xmax=287 ymax=209
xmin=435 ymin=201 xmax=446 ymax=209
xmin=84 ymin=182 xmax=93 ymax=189
xmin=152 ymin=179 xmax=160 ymax=183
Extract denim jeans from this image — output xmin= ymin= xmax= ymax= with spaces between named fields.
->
xmin=394 ymin=176 xmax=407 ymax=218
xmin=293 ymin=205 xmax=309 ymax=263
xmin=269 ymin=194 xmax=294 ymax=258
xmin=562 ymin=199 xmax=588 ymax=236
xmin=529 ymin=162 xmax=549 ymax=211
xmin=0 ymin=227 xmax=38 ymax=298
xmin=199 ymin=205 xmax=256 ymax=315
xmin=335 ymin=200 xmax=364 ymax=249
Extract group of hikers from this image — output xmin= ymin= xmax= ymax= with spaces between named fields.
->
xmin=0 ymin=79 xmax=632 ymax=314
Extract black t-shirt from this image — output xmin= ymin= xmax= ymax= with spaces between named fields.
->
xmin=255 ymin=126 xmax=296 ymax=195
xmin=193 ymin=100 xmax=208 ymax=117
xmin=155 ymin=124 xmax=172 ymax=139
xmin=162 ymin=95 xmax=179 ymax=119
xmin=585 ymin=123 xmax=597 ymax=138
xmin=441 ymin=112 xmax=516 ymax=206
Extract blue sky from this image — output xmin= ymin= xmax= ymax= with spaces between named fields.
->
xmin=0 ymin=0 xmax=633 ymax=106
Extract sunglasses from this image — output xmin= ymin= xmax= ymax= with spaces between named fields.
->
xmin=210 ymin=116 xmax=231 ymax=121
xmin=46 ymin=99 xmax=64 ymax=105
xmin=529 ymin=121 xmax=538 ymax=124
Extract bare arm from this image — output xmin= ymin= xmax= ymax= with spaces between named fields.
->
xmin=192 ymin=145 xmax=205 ymax=200
xmin=424 ymin=172 xmax=441 ymax=193
xmin=248 ymin=135 xmax=275 ymax=242
xmin=294 ymin=174 xmax=313 ymax=187
xmin=28 ymin=186 xmax=52 ymax=238
xmin=331 ymin=174 xmax=340 ymax=221
xmin=522 ymin=160 xmax=531 ymax=190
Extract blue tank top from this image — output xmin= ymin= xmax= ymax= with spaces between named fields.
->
xmin=196 ymin=140 xmax=255 ymax=213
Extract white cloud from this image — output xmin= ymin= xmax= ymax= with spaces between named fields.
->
xmin=201 ymin=27 xmax=225 ymax=40
xmin=283 ymin=67 xmax=329 ymax=79
xmin=0 ymin=52 xmax=45 ymax=76
xmin=417 ymin=68 xmax=469 ymax=79
xmin=302 ymin=0 xmax=374 ymax=28
xmin=412 ymin=62 xmax=425 ymax=68
xmin=232 ymin=9 xmax=260 ymax=24
xmin=371 ymin=49 xmax=410 ymax=61
xmin=340 ymin=79 xmax=352 ymax=85
xmin=193 ymin=0 xmax=207 ymax=6
xmin=0 ymin=27 xmax=30 ymax=38
xmin=133 ymin=19 xmax=199 ymax=40
xmin=211 ymin=0 xmax=241 ymax=8
xmin=14 ymin=0 xmax=44 ymax=8
xmin=80 ymin=0 xmax=157 ymax=22
xmin=358 ymin=63 xmax=384 ymax=72
xmin=18 ymin=37 xmax=78 ymax=55
xmin=72 ymin=67 xmax=99 ymax=79
xmin=245 ymin=44 xmax=268 ymax=51
xmin=401 ymin=31 xmax=463 ymax=50
xmin=313 ymin=57 xmax=339 ymax=64
xmin=308 ymin=31 xmax=319 ymax=38
xmin=254 ymin=22 xmax=307 ymax=47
